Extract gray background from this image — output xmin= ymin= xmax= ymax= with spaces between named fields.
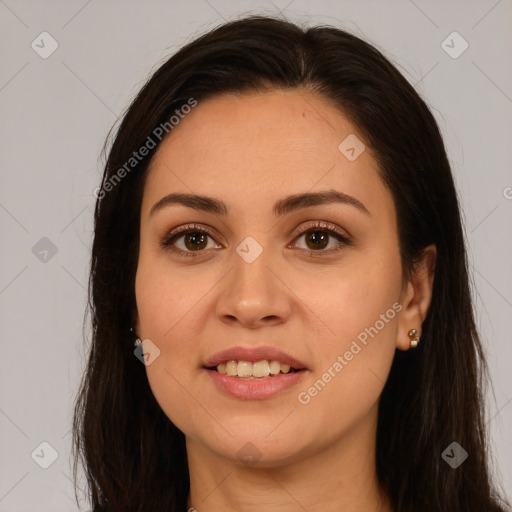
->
xmin=1 ymin=0 xmax=511 ymax=510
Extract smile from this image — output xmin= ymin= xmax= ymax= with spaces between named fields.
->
xmin=210 ymin=359 xmax=301 ymax=379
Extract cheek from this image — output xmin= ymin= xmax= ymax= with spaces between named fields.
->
xmin=290 ymin=240 xmax=403 ymax=346
xmin=134 ymin=248 xmax=209 ymax=342
xmin=292 ymin=242 xmax=402 ymax=413
xmin=134 ymin=253 xmax=216 ymax=432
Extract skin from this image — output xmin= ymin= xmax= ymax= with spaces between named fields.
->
xmin=134 ymin=89 xmax=436 ymax=512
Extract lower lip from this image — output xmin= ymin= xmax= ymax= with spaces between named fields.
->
xmin=205 ymin=368 xmax=307 ymax=400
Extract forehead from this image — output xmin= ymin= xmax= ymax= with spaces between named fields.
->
xmin=150 ymin=90 xmax=360 ymax=168
xmin=142 ymin=90 xmax=393 ymax=222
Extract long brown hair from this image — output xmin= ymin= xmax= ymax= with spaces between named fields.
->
xmin=72 ymin=15 xmax=510 ymax=512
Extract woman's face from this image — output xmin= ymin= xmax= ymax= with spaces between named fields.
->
xmin=135 ymin=90 xmax=413 ymax=467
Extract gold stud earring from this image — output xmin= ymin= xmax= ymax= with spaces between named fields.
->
xmin=408 ymin=329 xmax=420 ymax=348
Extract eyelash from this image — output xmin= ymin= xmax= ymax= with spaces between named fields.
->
xmin=160 ymin=221 xmax=352 ymax=258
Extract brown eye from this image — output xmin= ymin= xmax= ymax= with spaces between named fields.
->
xmin=291 ymin=221 xmax=352 ymax=255
xmin=182 ymin=232 xmax=209 ymax=251
xmin=160 ymin=224 xmax=222 ymax=257
xmin=303 ymin=230 xmax=330 ymax=250
xmin=161 ymin=221 xmax=351 ymax=259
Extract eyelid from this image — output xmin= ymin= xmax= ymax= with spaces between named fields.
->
xmin=290 ymin=220 xmax=351 ymax=241
xmin=164 ymin=223 xmax=219 ymax=241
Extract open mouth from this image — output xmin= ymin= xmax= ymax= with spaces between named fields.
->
xmin=205 ymin=359 xmax=304 ymax=379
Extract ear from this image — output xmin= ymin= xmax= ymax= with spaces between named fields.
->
xmin=396 ymin=244 xmax=436 ymax=351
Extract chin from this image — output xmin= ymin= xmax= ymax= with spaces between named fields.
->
xmin=196 ymin=423 xmax=314 ymax=468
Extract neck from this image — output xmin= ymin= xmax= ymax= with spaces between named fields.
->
xmin=185 ymin=405 xmax=392 ymax=512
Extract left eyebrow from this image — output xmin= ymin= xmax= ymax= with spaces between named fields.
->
xmin=273 ymin=189 xmax=370 ymax=217
xmin=149 ymin=189 xmax=370 ymax=218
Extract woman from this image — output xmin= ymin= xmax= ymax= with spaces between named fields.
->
xmin=72 ymin=15 xmax=510 ymax=512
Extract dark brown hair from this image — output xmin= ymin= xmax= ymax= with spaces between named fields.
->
xmin=72 ymin=15 xmax=510 ymax=512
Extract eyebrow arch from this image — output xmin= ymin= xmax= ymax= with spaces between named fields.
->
xmin=149 ymin=189 xmax=370 ymax=218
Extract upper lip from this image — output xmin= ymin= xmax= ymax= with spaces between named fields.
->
xmin=203 ymin=345 xmax=308 ymax=370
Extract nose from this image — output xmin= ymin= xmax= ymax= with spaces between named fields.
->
xmin=215 ymin=242 xmax=292 ymax=329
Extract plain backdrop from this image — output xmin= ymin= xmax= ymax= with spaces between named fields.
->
xmin=0 ymin=0 xmax=511 ymax=510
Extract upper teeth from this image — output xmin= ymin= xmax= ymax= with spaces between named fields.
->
xmin=217 ymin=360 xmax=293 ymax=378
